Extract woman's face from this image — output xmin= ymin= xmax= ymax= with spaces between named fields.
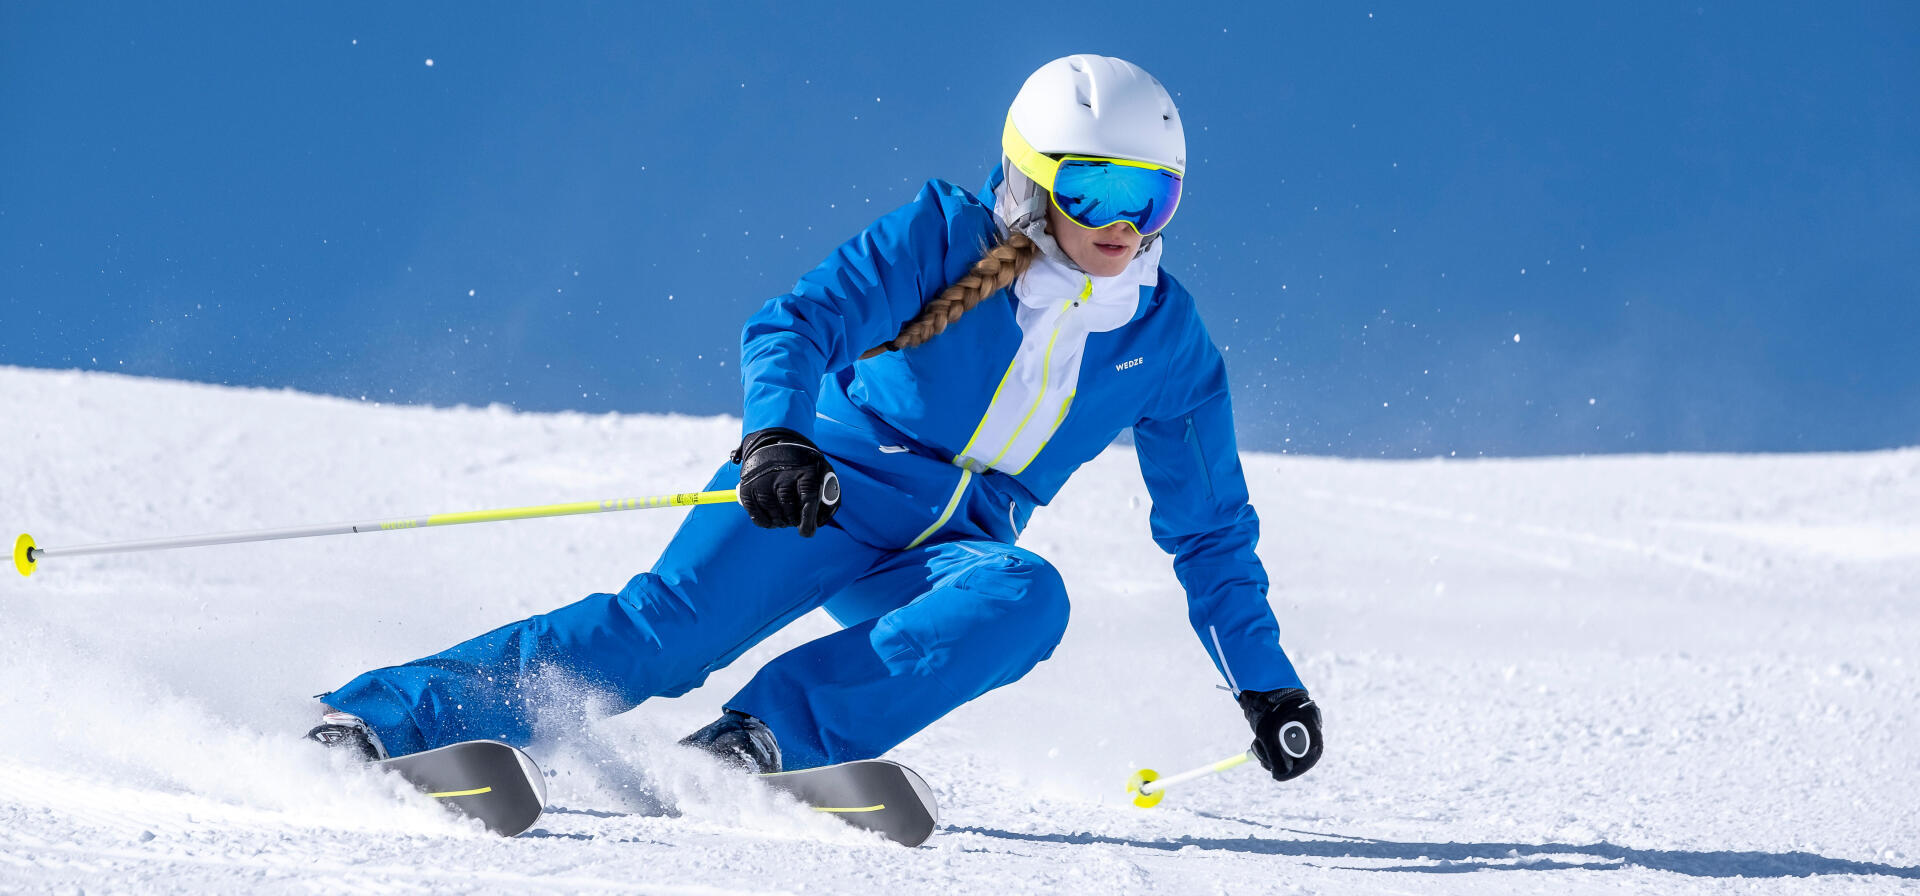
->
xmin=1046 ymin=201 xmax=1142 ymax=278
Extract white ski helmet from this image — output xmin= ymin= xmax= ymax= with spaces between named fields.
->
xmin=1004 ymin=55 xmax=1185 ymax=175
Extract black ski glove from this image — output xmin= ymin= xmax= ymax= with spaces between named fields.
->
xmin=1239 ymin=687 xmax=1323 ymax=782
xmin=732 ymin=427 xmax=841 ymax=537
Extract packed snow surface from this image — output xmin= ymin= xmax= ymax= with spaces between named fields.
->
xmin=2 ymin=367 xmax=1916 ymax=894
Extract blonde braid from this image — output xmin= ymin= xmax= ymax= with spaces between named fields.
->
xmin=859 ymin=231 xmax=1040 ymax=360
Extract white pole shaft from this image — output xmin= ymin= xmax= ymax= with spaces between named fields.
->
xmin=36 ymin=520 xmax=389 ymax=559
xmin=1138 ymin=751 xmax=1254 ymax=795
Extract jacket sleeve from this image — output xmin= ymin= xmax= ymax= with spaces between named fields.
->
xmin=739 ymin=181 xmax=978 ymax=437
xmin=1133 ymin=312 xmax=1305 ymax=696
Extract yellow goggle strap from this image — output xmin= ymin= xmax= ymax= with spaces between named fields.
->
xmin=1002 ymin=116 xmax=1059 ymax=191
xmin=1002 ymin=116 xmax=1185 ymax=189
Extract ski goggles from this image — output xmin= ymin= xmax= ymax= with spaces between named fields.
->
xmin=1003 ymin=118 xmax=1183 ymax=236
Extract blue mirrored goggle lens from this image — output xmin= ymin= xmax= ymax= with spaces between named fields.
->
xmin=1050 ymin=159 xmax=1183 ymax=235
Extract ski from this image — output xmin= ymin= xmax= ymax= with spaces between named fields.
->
xmin=378 ymin=739 xmax=548 ymax=837
xmin=760 ymin=759 xmax=940 ymax=847
xmin=372 ymin=742 xmax=930 ymax=845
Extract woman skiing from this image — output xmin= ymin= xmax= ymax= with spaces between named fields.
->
xmin=311 ymin=55 xmax=1323 ymax=785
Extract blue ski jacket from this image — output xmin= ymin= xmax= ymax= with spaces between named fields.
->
xmin=738 ymin=172 xmax=1303 ymax=695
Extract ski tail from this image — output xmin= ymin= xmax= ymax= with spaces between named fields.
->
xmin=761 ymin=759 xmax=939 ymax=847
xmin=378 ymin=740 xmax=547 ymax=837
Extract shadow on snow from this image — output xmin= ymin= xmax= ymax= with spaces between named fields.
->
xmin=943 ymin=826 xmax=1919 ymax=880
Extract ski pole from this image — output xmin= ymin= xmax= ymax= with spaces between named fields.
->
xmin=1126 ymin=751 xmax=1253 ymax=808
xmin=13 ymin=487 xmax=766 ymax=578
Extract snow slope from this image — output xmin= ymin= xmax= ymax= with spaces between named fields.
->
xmin=2 ymin=366 xmax=1916 ymax=894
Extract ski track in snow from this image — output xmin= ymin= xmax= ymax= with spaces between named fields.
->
xmin=2 ymin=367 xmax=1916 ymax=895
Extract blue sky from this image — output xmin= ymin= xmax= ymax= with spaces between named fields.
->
xmin=4 ymin=2 xmax=1915 ymax=457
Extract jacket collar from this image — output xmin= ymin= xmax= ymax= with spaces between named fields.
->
xmin=1013 ymin=238 xmax=1160 ymax=334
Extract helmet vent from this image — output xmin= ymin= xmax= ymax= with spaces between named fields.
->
xmin=1009 ymin=55 xmax=1183 ymax=171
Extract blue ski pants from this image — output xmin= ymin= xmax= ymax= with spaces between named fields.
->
xmin=324 ymin=461 xmax=1069 ymax=769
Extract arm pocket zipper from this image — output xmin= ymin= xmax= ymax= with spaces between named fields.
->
xmin=1184 ymin=415 xmax=1215 ymax=500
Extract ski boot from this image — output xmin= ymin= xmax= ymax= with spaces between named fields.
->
xmin=306 ymin=709 xmax=389 ymax=762
xmin=680 ymin=710 xmax=781 ymax=774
